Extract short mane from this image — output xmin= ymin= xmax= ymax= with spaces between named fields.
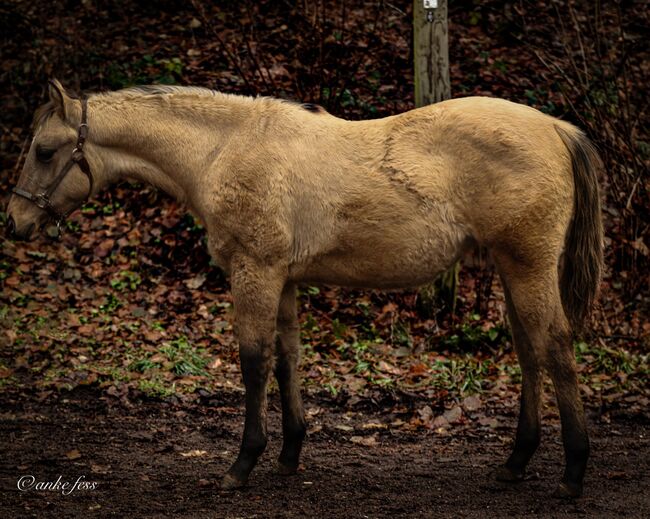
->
xmin=33 ymin=84 xmax=326 ymax=131
xmin=111 ymin=84 xmax=221 ymax=98
xmin=103 ymin=84 xmax=325 ymax=114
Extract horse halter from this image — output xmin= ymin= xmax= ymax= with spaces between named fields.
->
xmin=12 ymin=97 xmax=94 ymax=229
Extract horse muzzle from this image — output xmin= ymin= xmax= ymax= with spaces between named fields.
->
xmin=5 ymin=215 xmax=36 ymax=242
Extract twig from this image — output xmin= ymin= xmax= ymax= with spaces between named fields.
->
xmin=242 ymin=0 xmax=278 ymax=96
xmin=331 ymin=0 xmax=385 ymax=112
xmin=568 ymin=2 xmax=590 ymax=89
xmin=190 ymin=0 xmax=255 ymax=94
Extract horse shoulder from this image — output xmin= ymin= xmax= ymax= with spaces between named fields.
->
xmin=201 ymin=155 xmax=293 ymax=271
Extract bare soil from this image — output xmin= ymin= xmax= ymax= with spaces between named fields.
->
xmin=0 ymin=388 xmax=648 ymax=518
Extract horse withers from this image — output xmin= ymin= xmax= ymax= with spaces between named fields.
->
xmin=6 ymin=80 xmax=603 ymax=498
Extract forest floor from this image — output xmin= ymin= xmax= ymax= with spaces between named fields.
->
xmin=1 ymin=386 xmax=648 ymax=518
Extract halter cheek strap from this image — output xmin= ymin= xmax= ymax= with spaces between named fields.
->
xmin=12 ymin=96 xmax=94 ymax=228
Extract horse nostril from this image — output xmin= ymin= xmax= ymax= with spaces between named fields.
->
xmin=6 ymin=216 xmax=15 ymax=239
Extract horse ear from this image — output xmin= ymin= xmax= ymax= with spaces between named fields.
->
xmin=48 ymin=79 xmax=74 ymax=119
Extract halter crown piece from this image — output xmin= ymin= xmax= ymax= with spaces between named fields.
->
xmin=12 ymin=96 xmax=94 ymax=230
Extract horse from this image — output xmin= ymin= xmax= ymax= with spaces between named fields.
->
xmin=6 ymin=79 xmax=603 ymax=498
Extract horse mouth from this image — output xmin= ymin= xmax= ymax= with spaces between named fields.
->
xmin=9 ymin=221 xmax=37 ymax=242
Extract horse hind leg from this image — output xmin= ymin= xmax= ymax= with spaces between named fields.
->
xmin=495 ymin=253 xmax=589 ymax=497
xmin=274 ymin=282 xmax=307 ymax=474
xmin=494 ymin=275 xmax=542 ymax=483
xmin=545 ymin=324 xmax=590 ymax=497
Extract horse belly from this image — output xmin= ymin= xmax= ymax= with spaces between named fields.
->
xmin=291 ymin=226 xmax=471 ymax=289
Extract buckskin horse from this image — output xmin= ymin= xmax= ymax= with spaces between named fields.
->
xmin=6 ymin=80 xmax=603 ymax=497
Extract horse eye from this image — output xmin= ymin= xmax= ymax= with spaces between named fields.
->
xmin=36 ymin=146 xmax=56 ymax=163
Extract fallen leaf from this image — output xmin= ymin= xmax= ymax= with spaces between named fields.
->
xmin=462 ymin=395 xmax=482 ymax=412
xmin=66 ymin=449 xmax=82 ymax=460
xmin=361 ymin=421 xmax=386 ymax=430
xmin=432 ymin=415 xmax=450 ymax=429
xmin=377 ymin=360 xmax=401 ymax=375
xmin=94 ymin=239 xmax=115 ymax=258
xmin=350 ymin=435 xmax=378 ymax=447
xmin=478 ymin=416 xmax=500 ymax=428
xmin=418 ymin=405 xmax=434 ymax=425
xmin=179 ymin=449 xmax=208 ymax=458
xmin=184 ymin=274 xmax=206 ymax=290
xmin=443 ymin=406 xmax=463 ymax=424
xmin=307 ymin=425 xmax=323 ymax=435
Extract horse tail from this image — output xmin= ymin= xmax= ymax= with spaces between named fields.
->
xmin=555 ymin=124 xmax=604 ymax=332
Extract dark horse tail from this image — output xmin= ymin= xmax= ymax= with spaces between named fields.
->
xmin=555 ymin=125 xmax=604 ymax=332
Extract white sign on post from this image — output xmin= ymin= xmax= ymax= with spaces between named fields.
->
xmin=423 ymin=0 xmax=438 ymax=8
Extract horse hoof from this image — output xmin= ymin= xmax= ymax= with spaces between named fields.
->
xmin=553 ymin=481 xmax=583 ymax=499
xmin=494 ymin=465 xmax=524 ymax=483
xmin=220 ymin=473 xmax=246 ymax=490
xmin=276 ymin=461 xmax=298 ymax=476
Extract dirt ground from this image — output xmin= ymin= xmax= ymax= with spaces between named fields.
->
xmin=0 ymin=387 xmax=648 ymax=519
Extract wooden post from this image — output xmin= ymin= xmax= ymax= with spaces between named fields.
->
xmin=414 ymin=0 xmax=450 ymax=107
xmin=414 ymin=1 xmax=456 ymax=316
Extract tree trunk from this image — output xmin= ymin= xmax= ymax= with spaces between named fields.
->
xmin=414 ymin=0 xmax=450 ymax=106
xmin=413 ymin=0 xmax=456 ymax=318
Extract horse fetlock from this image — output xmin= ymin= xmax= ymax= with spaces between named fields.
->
xmin=494 ymin=464 xmax=525 ymax=483
xmin=276 ymin=457 xmax=300 ymax=476
xmin=243 ymin=436 xmax=268 ymax=459
xmin=220 ymin=472 xmax=247 ymax=490
xmin=223 ymin=441 xmax=266 ymax=489
xmin=286 ymin=418 xmax=307 ymax=440
xmin=554 ymin=480 xmax=583 ymax=499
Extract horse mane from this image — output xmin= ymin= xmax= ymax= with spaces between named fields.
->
xmin=102 ymin=84 xmax=326 ymax=113
xmin=32 ymin=84 xmax=325 ymax=132
xmin=116 ymin=84 xmax=222 ymax=98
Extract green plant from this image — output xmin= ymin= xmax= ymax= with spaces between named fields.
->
xmin=138 ymin=377 xmax=176 ymax=398
xmin=105 ymin=55 xmax=184 ymax=89
xmin=440 ymin=315 xmax=509 ymax=352
xmin=100 ymin=293 xmax=122 ymax=314
xmin=159 ymin=336 xmax=209 ymax=376
xmin=110 ymin=270 xmax=142 ymax=291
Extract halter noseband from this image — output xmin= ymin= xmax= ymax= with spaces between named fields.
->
xmin=12 ymin=96 xmax=94 ymax=229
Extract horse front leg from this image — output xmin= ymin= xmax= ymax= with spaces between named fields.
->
xmin=221 ymin=259 xmax=285 ymax=489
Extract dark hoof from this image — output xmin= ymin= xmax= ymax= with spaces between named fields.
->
xmin=276 ymin=461 xmax=299 ymax=476
xmin=495 ymin=465 xmax=525 ymax=483
xmin=220 ymin=473 xmax=246 ymax=490
xmin=553 ymin=481 xmax=583 ymax=499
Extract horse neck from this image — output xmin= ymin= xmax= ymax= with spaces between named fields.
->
xmin=88 ymin=93 xmax=254 ymax=204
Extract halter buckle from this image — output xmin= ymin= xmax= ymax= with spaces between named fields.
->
xmin=33 ymin=193 xmax=50 ymax=210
